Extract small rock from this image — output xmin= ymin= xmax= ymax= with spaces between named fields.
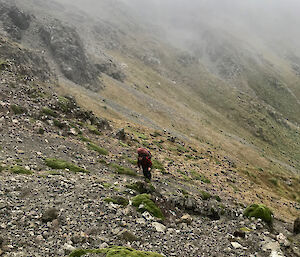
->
xmin=69 ymin=128 xmax=78 ymax=136
xmin=177 ymin=214 xmax=193 ymax=225
xmin=276 ymin=233 xmax=290 ymax=247
xmin=136 ymin=218 xmax=146 ymax=225
xmin=99 ymin=242 xmax=109 ymax=249
xmin=142 ymin=212 xmax=154 ymax=221
xmin=35 ymin=235 xmax=44 ymax=242
xmin=118 ymin=229 xmax=140 ymax=241
xmin=63 ymin=243 xmax=76 ymax=254
xmin=41 ymin=208 xmax=59 ymax=222
xmin=231 ymin=242 xmax=247 ymax=250
xmin=152 ymin=222 xmax=166 ymax=232
xmin=116 ymin=128 xmax=126 ymax=140
xmin=233 ymin=230 xmax=246 ymax=238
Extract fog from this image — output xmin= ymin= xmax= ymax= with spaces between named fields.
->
xmin=58 ymin=0 xmax=300 ymax=56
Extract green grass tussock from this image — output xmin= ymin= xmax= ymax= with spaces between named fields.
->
xmin=45 ymin=158 xmax=88 ymax=173
xmin=132 ymin=194 xmax=164 ymax=219
xmin=190 ymin=170 xmax=211 ymax=183
xmin=152 ymin=159 xmax=164 ymax=172
xmin=111 ymin=164 xmax=137 ymax=176
xmin=11 ymin=104 xmax=27 ymax=115
xmin=42 ymin=107 xmax=58 ymax=117
xmin=87 ymin=125 xmax=102 ymax=135
xmin=243 ymin=203 xmax=273 ymax=224
xmin=69 ymin=246 xmax=163 ymax=257
xmin=87 ymin=143 xmax=108 ymax=155
xmin=104 ymin=196 xmax=129 ymax=207
xmin=11 ymin=165 xmax=32 ymax=175
xmin=200 ymin=191 xmax=212 ymax=200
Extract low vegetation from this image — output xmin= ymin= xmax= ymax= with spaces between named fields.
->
xmin=45 ymin=158 xmax=88 ymax=173
xmin=243 ymin=203 xmax=273 ymax=224
xmin=53 ymin=119 xmax=65 ymax=129
xmin=87 ymin=125 xmax=101 ymax=135
xmin=11 ymin=165 xmax=32 ymax=175
xmin=190 ymin=170 xmax=211 ymax=183
xmin=126 ymin=181 xmax=155 ymax=194
xmin=104 ymin=196 xmax=129 ymax=207
xmin=69 ymin=246 xmax=163 ymax=257
xmin=87 ymin=143 xmax=108 ymax=155
xmin=11 ymin=104 xmax=27 ymax=115
xmin=152 ymin=159 xmax=164 ymax=172
xmin=200 ymin=190 xmax=212 ymax=200
xmin=42 ymin=107 xmax=58 ymax=117
xmin=111 ymin=163 xmax=137 ymax=176
xmin=132 ymin=194 xmax=164 ymax=219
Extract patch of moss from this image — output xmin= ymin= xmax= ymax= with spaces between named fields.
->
xmin=120 ymin=141 xmax=129 ymax=147
xmin=69 ymin=246 xmax=163 ymax=257
xmin=142 ymin=141 xmax=150 ymax=147
xmin=190 ymin=170 xmax=211 ymax=183
xmin=45 ymin=158 xmax=88 ymax=173
xmin=200 ymin=191 xmax=212 ymax=200
xmin=53 ymin=119 xmax=65 ymax=129
xmin=11 ymin=105 xmax=27 ymax=115
xmin=269 ymin=178 xmax=279 ymax=187
xmin=38 ymin=128 xmax=45 ymax=135
xmin=98 ymin=159 xmax=108 ymax=165
xmin=135 ymin=132 xmax=148 ymax=140
xmin=152 ymin=159 xmax=164 ymax=172
xmin=243 ymin=203 xmax=273 ymax=224
xmin=11 ymin=165 xmax=32 ymax=175
xmin=102 ymin=183 xmax=112 ymax=189
xmin=58 ymin=96 xmax=70 ymax=113
xmin=182 ymin=175 xmax=191 ymax=181
xmin=46 ymin=171 xmax=62 ymax=176
xmin=214 ymin=195 xmax=222 ymax=202
xmin=177 ymin=145 xmax=188 ymax=153
xmin=42 ymin=107 xmax=58 ymax=117
xmin=126 ymin=158 xmax=137 ymax=165
xmin=0 ymin=59 xmax=8 ymax=70
xmin=152 ymin=131 xmax=162 ymax=137
xmin=87 ymin=125 xmax=101 ymax=135
xmin=126 ymin=181 xmax=155 ymax=194
xmin=111 ymin=164 xmax=137 ymax=176
xmin=88 ymin=143 xmax=108 ymax=155
xmin=104 ymin=196 xmax=129 ymax=207
xmin=153 ymin=141 xmax=163 ymax=149
xmin=79 ymin=136 xmax=91 ymax=142
xmin=240 ymin=227 xmax=253 ymax=233
xmin=132 ymin=194 xmax=164 ymax=219
xmin=180 ymin=188 xmax=189 ymax=197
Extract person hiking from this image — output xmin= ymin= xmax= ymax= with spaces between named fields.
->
xmin=137 ymin=147 xmax=152 ymax=181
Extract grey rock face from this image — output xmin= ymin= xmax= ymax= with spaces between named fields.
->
xmin=39 ymin=21 xmax=101 ymax=89
xmin=0 ymin=3 xmax=31 ymax=40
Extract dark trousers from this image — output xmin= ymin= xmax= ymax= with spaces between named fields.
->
xmin=142 ymin=166 xmax=151 ymax=180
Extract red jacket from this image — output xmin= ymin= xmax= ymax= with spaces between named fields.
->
xmin=138 ymin=156 xmax=152 ymax=168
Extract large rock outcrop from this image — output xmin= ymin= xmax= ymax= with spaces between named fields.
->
xmin=39 ymin=21 xmax=101 ymax=90
xmin=0 ymin=2 xmax=31 ymax=40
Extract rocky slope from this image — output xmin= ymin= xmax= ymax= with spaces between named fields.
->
xmin=0 ymin=35 xmax=300 ymax=257
xmin=0 ymin=0 xmax=299 ymax=256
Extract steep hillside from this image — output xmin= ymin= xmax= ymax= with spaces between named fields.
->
xmin=1 ymin=35 xmax=300 ymax=257
xmin=0 ymin=0 xmax=299 ymax=255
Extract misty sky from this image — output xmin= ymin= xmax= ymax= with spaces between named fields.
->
xmin=59 ymin=0 xmax=300 ymax=55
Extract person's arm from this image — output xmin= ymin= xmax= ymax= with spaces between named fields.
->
xmin=147 ymin=157 xmax=152 ymax=168
xmin=137 ymin=157 xmax=141 ymax=168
